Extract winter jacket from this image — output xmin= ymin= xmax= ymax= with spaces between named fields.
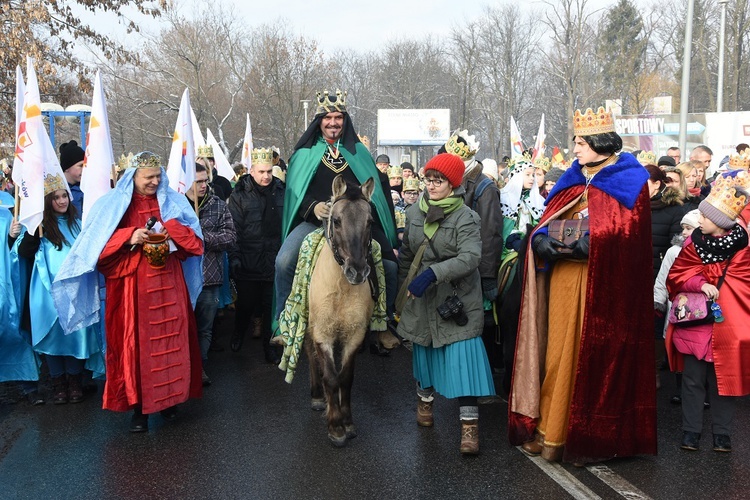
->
xmin=195 ymin=193 xmax=236 ymax=286
xmin=227 ymin=174 xmax=285 ymax=281
xmin=462 ymin=164 xmax=504 ymax=280
xmin=651 ymin=187 xmax=687 ymax=281
xmin=396 ymin=193 xmax=483 ymax=348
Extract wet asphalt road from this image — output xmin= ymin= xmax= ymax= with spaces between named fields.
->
xmin=2 ymin=313 xmax=750 ymax=499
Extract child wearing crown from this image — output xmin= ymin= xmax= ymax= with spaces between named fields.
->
xmin=666 ymin=171 xmax=750 ymax=453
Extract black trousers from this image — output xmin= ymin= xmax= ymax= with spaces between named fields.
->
xmin=234 ymin=280 xmax=273 ymax=342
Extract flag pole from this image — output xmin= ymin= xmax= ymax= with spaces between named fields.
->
xmin=14 ymin=185 xmax=20 ymax=220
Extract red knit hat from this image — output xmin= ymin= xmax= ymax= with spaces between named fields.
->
xmin=424 ymin=153 xmax=465 ymax=187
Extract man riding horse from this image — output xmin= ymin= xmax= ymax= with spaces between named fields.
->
xmin=274 ymin=90 xmax=398 ymax=343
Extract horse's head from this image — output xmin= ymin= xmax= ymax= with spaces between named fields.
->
xmin=326 ymin=175 xmax=375 ymax=285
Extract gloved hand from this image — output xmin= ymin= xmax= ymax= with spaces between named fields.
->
xmin=408 ymin=268 xmax=436 ymax=298
xmin=532 ymin=233 xmax=567 ymax=261
xmin=654 ymin=301 xmax=667 ymax=314
xmin=505 ymin=232 xmax=523 ymax=252
xmin=481 ymin=278 xmax=498 ymax=301
xmin=230 ymin=258 xmax=242 ymax=279
xmin=570 ymin=233 xmax=590 ymax=260
xmin=313 ymin=202 xmax=331 ymax=221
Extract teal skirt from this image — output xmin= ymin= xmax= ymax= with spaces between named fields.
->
xmin=412 ymin=336 xmax=496 ymax=399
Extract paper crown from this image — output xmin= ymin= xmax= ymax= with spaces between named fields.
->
xmin=315 ymin=89 xmax=347 ymax=115
xmin=533 ymin=155 xmax=552 ymax=173
xmin=704 ymin=171 xmax=750 ymax=221
xmin=395 ymin=209 xmax=406 ymax=229
xmin=117 ymin=153 xmax=134 ymax=172
xmin=728 ymin=151 xmax=750 ymax=170
xmin=444 ymin=130 xmax=479 ymax=161
xmin=637 ymin=150 xmax=657 ymax=165
xmin=197 ymin=145 xmax=214 ymax=158
xmin=573 ymin=107 xmax=615 ymax=136
xmin=402 ymin=177 xmax=420 ymax=192
xmin=130 ymin=151 xmax=162 ymax=170
xmin=43 ymin=173 xmax=67 ymax=196
xmin=387 ymin=165 xmax=403 ymax=178
xmin=250 ymin=147 xmax=273 ymax=167
xmin=507 ymin=153 xmax=534 ymax=177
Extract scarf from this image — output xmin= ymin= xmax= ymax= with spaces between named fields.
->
xmin=691 ymin=224 xmax=748 ymax=264
xmin=688 ymin=187 xmax=702 ymax=197
xmin=418 ymin=193 xmax=463 ymax=239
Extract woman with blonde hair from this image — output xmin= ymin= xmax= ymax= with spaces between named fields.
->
xmin=675 ymin=161 xmax=704 ymax=209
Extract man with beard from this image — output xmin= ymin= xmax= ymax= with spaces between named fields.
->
xmin=274 ymin=90 xmax=398 ymax=353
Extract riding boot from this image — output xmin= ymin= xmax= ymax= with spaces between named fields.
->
xmin=67 ymin=373 xmax=84 ymax=403
xmin=51 ymin=376 xmax=68 ymax=405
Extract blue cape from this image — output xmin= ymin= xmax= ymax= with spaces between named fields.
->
xmin=51 ymin=167 xmax=204 ymax=334
xmin=545 ymin=152 xmax=647 ymax=210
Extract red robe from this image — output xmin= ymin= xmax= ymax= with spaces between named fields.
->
xmin=98 ymin=193 xmax=203 ymax=413
xmin=666 ymin=240 xmax=750 ymax=396
xmin=509 ymin=179 xmax=657 ymax=463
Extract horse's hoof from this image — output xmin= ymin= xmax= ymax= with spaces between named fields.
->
xmin=311 ymin=398 xmax=326 ymax=411
xmin=345 ymin=424 xmax=357 ymax=439
xmin=328 ymin=433 xmax=348 ymax=447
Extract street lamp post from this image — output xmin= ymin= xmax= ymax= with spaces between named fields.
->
xmin=678 ymin=0 xmax=695 ymax=154
xmin=717 ymin=0 xmax=730 ymax=112
xmin=301 ymin=100 xmax=310 ymax=130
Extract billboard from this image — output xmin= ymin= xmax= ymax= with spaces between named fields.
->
xmin=377 ymin=109 xmax=450 ymax=146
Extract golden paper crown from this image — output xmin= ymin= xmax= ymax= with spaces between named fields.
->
xmin=250 ymin=147 xmax=273 ymax=167
xmin=533 ymin=155 xmax=552 ymax=172
xmin=395 ymin=209 xmax=406 ymax=229
xmin=403 ymin=177 xmax=420 ymax=192
xmin=197 ymin=145 xmax=214 ymax=158
xmin=130 ymin=151 xmax=162 ymax=170
xmin=704 ymin=171 xmax=750 ymax=220
xmin=444 ymin=130 xmax=479 ymax=161
xmin=728 ymin=151 xmax=750 ymax=170
xmin=315 ymin=89 xmax=347 ymax=115
xmin=44 ymin=173 xmax=67 ymax=196
xmin=573 ymin=107 xmax=615 ymax=136
xmin=387 ymin=165 xmax=403 ymax=178
xmin=117 ymin=153 xmax=134 ymax=172
xmin=637 ymin=150 xmax=657 ymax=165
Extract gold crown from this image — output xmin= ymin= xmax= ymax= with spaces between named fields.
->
xmin=387 ymin=165 xmax=403 ymax=178
xmin=403 ymin=177 xmax=420 ymax=192
xmin=130 ymin=151 xmax=162 ymax=170
xmin=533 ymin=155 xmax=552 ymax=172
xmin=250 ymin=147 xmax=273 ymax=167
xmin=444 ymin=130 xmax=479 ymax=161
xmin=117 ymin=153 xmax=134 ymax=172
xmin=395 ymin=209 xmax=406 ymax=229
xmin=573 ymin=107 xmax=615 ymax=136
xmin=637 ymin=150 xmax=657 ymax=165
xmin=44 ymin=173 xmax=67 ymax=196
xmin=197 ymin=145 xmax=214 ymax=158
xmin=704 ymin=171 xmax=750 ymax=220
xmin=315 ymin=89 xmax=347 ymax=115
xmin=728 ymin=151 xmax=750 ymax=170
xmin=507 ymin=153 xmax=534 ymax=176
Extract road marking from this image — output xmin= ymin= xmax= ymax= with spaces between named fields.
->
xmin=586 ymin=465 xmax=652 ymax=500
xmin=518 ymin=447 xmax=602 ymax=500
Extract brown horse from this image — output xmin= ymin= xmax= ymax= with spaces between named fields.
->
xmin=306 ymin=174 xmax=376 ymax=447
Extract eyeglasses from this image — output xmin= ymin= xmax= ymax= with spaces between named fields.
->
xmin=424 ymin=178 xmax=443 ymax=187
xmin=403 ymin=191 xmax=419 ymax=196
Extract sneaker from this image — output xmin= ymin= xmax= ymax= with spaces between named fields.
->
xmin=713 ymin=434 xmax=731 ymax=452
xmin=680 ymin=431 xmax=701 ymax=451
xmin=201 ymin=369 xmax=212 ymax=387
xmin=26 ymin=391 xmax=45 ymax=406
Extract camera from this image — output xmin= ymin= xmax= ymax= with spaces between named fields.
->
xmin=436 ymin=294 xmax=468 ymax=326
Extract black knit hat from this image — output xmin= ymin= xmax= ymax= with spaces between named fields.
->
xmin=544 ymin=167 xmax=564 ymax=184
xmin=400 ymin=162 xmax=414 ymax=173
xmin=657 ymin=156 xmax=676 ymax=167
xmin=59 ymin=140 xmax=85 ymax=171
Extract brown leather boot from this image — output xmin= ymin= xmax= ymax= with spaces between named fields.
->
xmin=51 ymin=376 xmax=68 ymax=405
xmin=417 ymin=399 xmax=434 ymax=427
xmin=67 ymin=374 xmax=84 ymax=403
xmin=460 ymin=419 xmax=479 ymax=455
xmin=521 ymin=433 xmax=544 ymax=456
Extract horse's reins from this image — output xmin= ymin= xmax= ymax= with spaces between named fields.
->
xmin=324 ymin=196 xmax=379 ymax=302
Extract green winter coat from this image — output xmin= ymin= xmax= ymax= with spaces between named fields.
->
xmin=396 ymin=193 xmax=483 ymax=348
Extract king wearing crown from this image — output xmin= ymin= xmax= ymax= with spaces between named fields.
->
xmin=275 ymin=89 xmax=398 ymax=353
xmin=509 ymin=106 xmax=657 ymax=464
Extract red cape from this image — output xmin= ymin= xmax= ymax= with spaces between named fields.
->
xmin=98 ymin=194 xmax=203 ymax=413
xmin=509 ymin=178 xmax=657 ymax=463
xmin=666 ymin=237 xmax=750 ymax=396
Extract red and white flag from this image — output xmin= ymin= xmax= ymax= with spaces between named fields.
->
xmin=206 ymin=128 xmax=236 ymax=182
xmin=240 ymin=113 xmax=254 ymax=169
xmin=14 ymin=57 xmax=69 ymax=233
xmin=532 ymin=114 xmax=546 ymax=160
xmin=80 ymin=70 xmax=114 ymax=223
xmin=166 ymin=89 xmax=196 ymax=194
xmin=510 ymin=116 xmax=524 ymax=158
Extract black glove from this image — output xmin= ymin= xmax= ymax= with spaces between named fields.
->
xmin=569 ymin=234 xmax=590 ymax=260
xmin=505 ymin=233 xmax=523 ymax=252
xmin=229 ymin=258 xmax=243 ymax=279
xmin=481 ymin=278 xmax=498 ymax=301
xmin=532 ymin=233 xmax=567 ymax=261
